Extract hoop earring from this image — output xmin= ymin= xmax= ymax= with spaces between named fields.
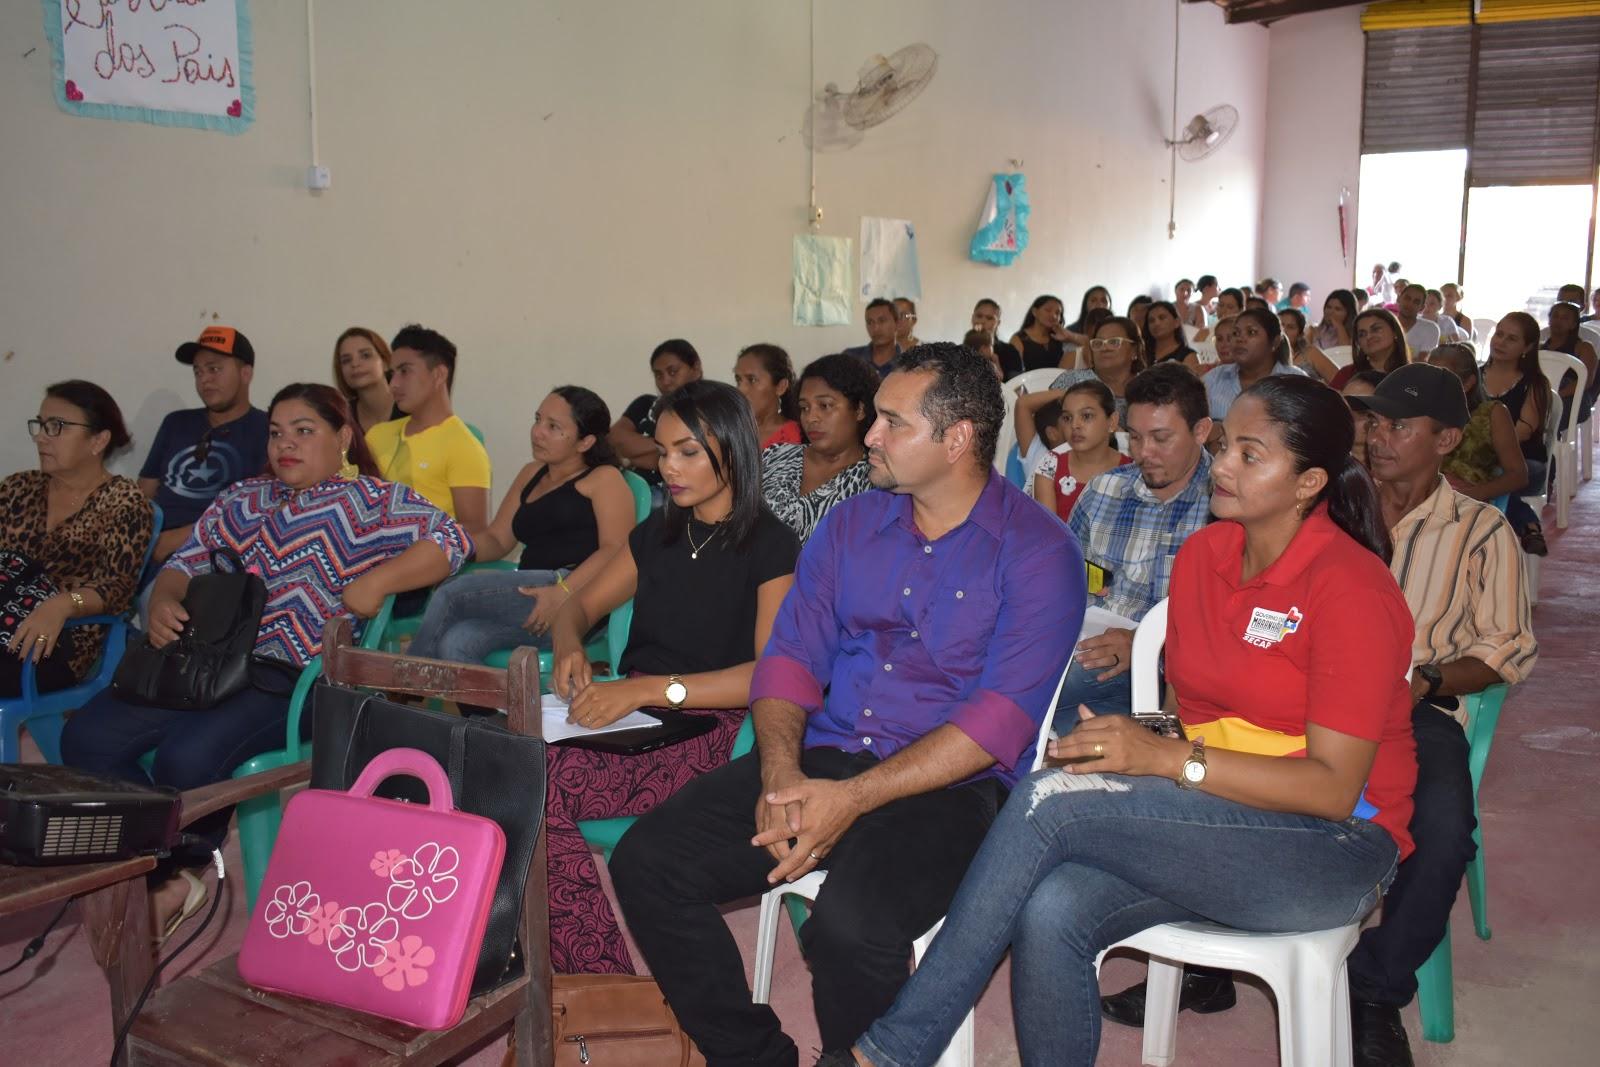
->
xmin=339 ymin=450 xmax=359 ymax=480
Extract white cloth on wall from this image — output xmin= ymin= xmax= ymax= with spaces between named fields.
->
xmin=792 ymin=235 xmax=853 ymax=326
xmin=860 ymin=217 xmax=922 ymax=302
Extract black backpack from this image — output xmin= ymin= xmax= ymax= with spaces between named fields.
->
xmin=113 ymin=549 xmax=270 ymax=710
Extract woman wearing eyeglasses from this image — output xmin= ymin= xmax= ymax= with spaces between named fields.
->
xmin=1013 ymin=316 xmax=1145 ymax=484
xmin=0 ymin=382 xmax=154 ymax=698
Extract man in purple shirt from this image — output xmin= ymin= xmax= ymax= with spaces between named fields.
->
xmin=612 ymin=343 xmax=1085 ymax=1066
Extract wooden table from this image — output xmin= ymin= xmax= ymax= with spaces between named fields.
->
xmin=0 ymin=854 xmax=158 ymax=1066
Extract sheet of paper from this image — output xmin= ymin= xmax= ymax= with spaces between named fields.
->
xmin=859 ymin=217 xmax=922 ymax=301
xmin=792 ymin=235 xmax=853 ymax=326
xmin=541 ymin=693 xmax=662 ymax=743
xmin=1079 ymin=605 xmax=1138 ymax=641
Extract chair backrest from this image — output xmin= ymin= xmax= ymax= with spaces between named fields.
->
xmin=1004 ymin=442 xmax=1027 ymax=488
xmin=466 ymin=422 xmax=486 ymax=445
xmin=140 ymin=502 xmax=164 ymax=577
xmin=1537 ymin=349 xmax=1587 ymax=439
xmin=1322 ymin=344 xmax=1353 ymax=369
xmin=1461 ymin=683 xmax=1509 ymax=796
xmin=1011 ymin=367 xmax=1067 ymax=396
xmin=320 ymin=616 xmax=553 ymax=1049
xmin=1129 ymin=598 xmax=1169 ymax=715
xmin=996 ymin=369 xmax=1064 ymax=474
xmin=1581 ymin=323 xmax=1600 ymax=351
xmin=1472 ymin=318 xmax=1498 ymax=347
xmin=1409 ymin=318 xmax=1441 ymax=353
xmin=1030 ymin=658 xmax=1076 ymax=771
xmin=620 ymin=468 xmax=651 ymax=522
xmin=1541 ymin=386 xmax=1562 ymax=465
xmin=1191 ymin=339 xmax=1219 ymax=366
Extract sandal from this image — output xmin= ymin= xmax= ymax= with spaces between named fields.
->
xmin=156 ymin=870 xmax=208 ymax=947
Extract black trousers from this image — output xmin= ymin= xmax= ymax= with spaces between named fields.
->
xmin=610 ymin=748 xmax=1006 ymax=1067
xmin=1348 ymin=702 xmax=1478 ymax=1006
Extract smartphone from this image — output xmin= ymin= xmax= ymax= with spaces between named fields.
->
xmin=1131 ymin=710 xmax=1185 ymax=740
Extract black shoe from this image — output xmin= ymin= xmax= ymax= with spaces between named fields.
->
xmin=1520 ymin=525 xmax=1549 ymax=557
xmin=1100 ymin=968 xmax=1237 ymax=1028
xmin=1351 ymin=1000 xmax=1413 ymax=1067
xmin=813 ymin=1053 xmax=857 ymax=1067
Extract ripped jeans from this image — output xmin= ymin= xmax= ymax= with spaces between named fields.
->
xmin=856 ymin=768 xmax=1399 ymax=1067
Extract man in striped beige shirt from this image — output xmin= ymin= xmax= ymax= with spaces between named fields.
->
xmin=1343 ymin=363 xmax=1538 ymax=1067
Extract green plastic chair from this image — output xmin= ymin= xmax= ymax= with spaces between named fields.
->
xmin=232 ymin=595 xmax=395 ymax=911
xmin=1413 ymin=682 xmax=1510 ymax=1044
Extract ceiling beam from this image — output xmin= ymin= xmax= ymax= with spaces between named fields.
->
xmin=1186 ymin=0 xmax=1367 ymax=25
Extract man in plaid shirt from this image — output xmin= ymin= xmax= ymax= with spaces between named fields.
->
xmin=1056 ymin=363 xmax=1214 ymax=731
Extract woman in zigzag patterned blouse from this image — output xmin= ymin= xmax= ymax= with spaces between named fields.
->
xmin=63 ymin=383 xmax=470 ymax=940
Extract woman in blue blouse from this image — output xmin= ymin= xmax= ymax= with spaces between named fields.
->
xmin=63 ymin=383 xmax=470 ymax=937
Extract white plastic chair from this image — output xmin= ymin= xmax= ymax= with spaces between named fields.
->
xmin=1191 ymin=339 xmax=1219 ymax=366
xmin=1521 ymin=387 xmax=1563 ymax=605
xmin=1098 ymin=598 xmax=1366 ymax=1067
xmin=1536 ymin=351 xmax=1586 ymax=529
xmin=750 ymin=660 xmax=1074 ymax=1067
xmin=1472 ymin=317 xmax=1498 ymax=348
xmin=1321 ymin=345 xmax=1353 ymax=371
xmin=1407 ymin=318 xmax=1441 ymax=355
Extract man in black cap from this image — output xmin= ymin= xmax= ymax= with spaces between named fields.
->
xmin=138 ymin=326 xmax=269 ymax=564
xmin=1102 ymin=364 xmax=1538 ymax=1067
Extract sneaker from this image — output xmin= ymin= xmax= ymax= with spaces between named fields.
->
xmin=1520 ymin=525 xmax=1549 ymax=557
xmin=1100 ymin=967 xmax=1237 ymax=1027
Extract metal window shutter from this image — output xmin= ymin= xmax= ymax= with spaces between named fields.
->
xmin=1469 ymin=17 xmax=1600 ymax=185
xmin=1362 ymin=26 xmax=1473 ymax=153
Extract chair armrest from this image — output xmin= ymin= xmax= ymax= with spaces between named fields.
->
xmin=180 ymin=760 xmax=311 ymax=827
xmin=281 ymin=656 xmax=324 ymax=761
xmin=20 ymin=615 xmax=130 ymax=700
xmin=359 ymin=595 xmax=397 ymax=651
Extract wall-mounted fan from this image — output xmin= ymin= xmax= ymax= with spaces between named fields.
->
xmin=802 ymin=44 xmax=938 ymax=152
xmin=1168 ymin=105 xmax=1240 ymax=161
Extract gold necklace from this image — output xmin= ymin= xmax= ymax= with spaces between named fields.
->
xmin=686 ymin=520 xmax=720 ymax=560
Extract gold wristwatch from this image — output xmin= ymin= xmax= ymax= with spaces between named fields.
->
xmin=1177 ymin=737 xmax=1208 ymax=789
xmin=664 ymin=675 xmax=688 ymax=709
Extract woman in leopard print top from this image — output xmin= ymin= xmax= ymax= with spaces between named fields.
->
xmin=1 ymin=381 xmax=153 ymax=696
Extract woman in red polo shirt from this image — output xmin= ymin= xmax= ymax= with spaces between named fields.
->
xmin=839 ymin=374 xmax=1417 ymax=1067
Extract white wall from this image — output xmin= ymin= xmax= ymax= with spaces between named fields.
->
xmin=1260 ymin=6 xmax=1366 ymax=305
xmin=0 ymin=1 xmax=1268 ymax=489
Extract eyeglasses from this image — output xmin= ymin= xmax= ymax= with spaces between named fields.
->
xmin=28 ymin=417 xmax=93 ymax=438
xmin=192 ymin=425 xmax=232 ymax=464
xmin=1089 ymin=337 xmax=1131 ymax=351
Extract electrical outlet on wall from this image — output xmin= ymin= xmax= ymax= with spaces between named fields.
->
xmin=307 ymin=166 xmax=332 ymax=190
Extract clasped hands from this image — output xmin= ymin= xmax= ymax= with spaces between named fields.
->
xmin=750 ymin=771 xmax=864 ymax=885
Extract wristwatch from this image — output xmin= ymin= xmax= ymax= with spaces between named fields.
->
xmin=664 ymin=674 xmax=688 ymax=710
xmin=1416 ymin=664 xmax=1443 ymax=699
xmin=1176 ymin=737 xmax=1208 ymax=789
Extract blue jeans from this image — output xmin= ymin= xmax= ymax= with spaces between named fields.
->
xmin=406 ymin=568 xmax=562 ymax=663
xmin=1504 ymin=457 xmax=1548 ymax=533
xmin=1050 ymin=659 xmax=1134 ymax=734
xmin=855 ymin=769 xmax=1399 ymax=1067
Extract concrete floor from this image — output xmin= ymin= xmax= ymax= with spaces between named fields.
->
xmin=2 ymin=471 xmax=1596 ymax=1065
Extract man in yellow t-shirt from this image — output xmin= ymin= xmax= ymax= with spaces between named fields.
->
xmin=365 ymin=324 xmax=491 ymax=543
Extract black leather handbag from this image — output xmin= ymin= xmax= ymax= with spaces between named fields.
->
xmin=112 ymin=549 xmax=267 ymax=710
xmin=309 ymin=682 xmax=548 ymax=997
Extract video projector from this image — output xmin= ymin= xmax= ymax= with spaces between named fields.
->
xmin=0 ymin=763 xmax=180 ymax=866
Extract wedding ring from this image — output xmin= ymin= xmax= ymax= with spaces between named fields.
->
xmin=34 ymin=636 xmax=46 ymax=643
xmin=1094 ymin=743 xmax=1104 ymax=755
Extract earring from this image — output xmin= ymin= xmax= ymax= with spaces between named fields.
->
xmin=338 ymin=449 xmax=359 ymax=480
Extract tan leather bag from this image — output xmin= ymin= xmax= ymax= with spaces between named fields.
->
xmin=549 ymin=974 xmax=705 ymax=1066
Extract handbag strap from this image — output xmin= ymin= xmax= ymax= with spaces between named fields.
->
xmin=347 ymin=747 xmax=454 ymax=810
xmin=335 ymin=691 xmax=470 ymax=801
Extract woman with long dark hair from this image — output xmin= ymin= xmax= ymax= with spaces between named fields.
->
xmin=407 ymin=386 xmax=638 ymax=662
xmin=1544 ymin=300 xmax=1599 ymax=431
xmin=1482 ymin=312 xmax=1553 ymax=554
xmin=2 ymin=381 xmax=153 ymax=698
xmin=1009 ymin=294 xmax=1069 ymax=372
xmin=836 ymin=375 xmax=1416 ymax=1067
xmin=1314 ymin=289 xmax=1359 ymax=350
xmin=734 ymin=343 xmax=802 ymax=449
xmin=761 ymin=353 xmax=877 ymax=543
xmin=1281 ymin=307 xmax=1339 ymax=383
xmin=64 ymin=383 xmax=469 ymax=940
xmin=1427 ymin=343 xmax=1528 ymax=503
xmin=542 ymin=379 xmax=799 ymax=974
xmin=1143 ymin=300 xmax=1197 ymax=366
xmin=1062 ymin=285 xmax=1114 ymax=353
xmin=1330 ymin=307 xmax=1411 ymax=391
xmin=1203 ymin=307 xmax=1307 ymax=434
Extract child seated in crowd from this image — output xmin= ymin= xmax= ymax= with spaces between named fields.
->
xmin=1031 ymin=379 xmax=1131 ymax=521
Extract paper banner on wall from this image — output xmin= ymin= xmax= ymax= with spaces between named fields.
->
xmin=859 ymin=217 xmax=922 ymax=302
xmin=793 ymin=235 xmax=853 ymax=327
xmin=42 ymin=0 xmax=255 ymax=134
xmin=969 ymin=173 xmax=1029 ymax=266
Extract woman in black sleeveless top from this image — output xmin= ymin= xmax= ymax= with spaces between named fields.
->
xmin=408 ymin=386 xmax=637 ymax=662
xmin=1008 ymin=294 xmax=1069 ymax=371
xmin=1482 ymin=313 xmax=1553 ymax=554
